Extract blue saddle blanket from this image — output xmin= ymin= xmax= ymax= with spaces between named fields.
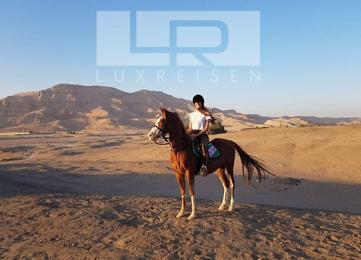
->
xmin=192 ymin=142 xmax=220 ymax=159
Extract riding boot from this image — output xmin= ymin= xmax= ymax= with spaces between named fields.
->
xmin=200 ymin=152 xmax=208 ymax=176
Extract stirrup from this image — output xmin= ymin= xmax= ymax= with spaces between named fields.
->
xmin=199 ymin=165 xmax=208 ymax=176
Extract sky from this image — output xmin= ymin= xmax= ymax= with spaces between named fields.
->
xmin=0 ymin=0 xmax=360 ymax=117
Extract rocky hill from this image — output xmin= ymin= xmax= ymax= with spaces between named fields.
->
xmin=264 ymin=117 xmax=313 ymax=128
xmin=0 ymin=84 xmax=359 ymax=132
xmin=0 ymin=84 xmax=255 ymax=132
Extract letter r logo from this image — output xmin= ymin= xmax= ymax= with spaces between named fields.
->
xmin=97 ymin=11 xmax=260 ymax=67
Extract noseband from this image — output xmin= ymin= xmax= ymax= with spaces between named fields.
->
xmin=153 ymin=124 xmax=171 ymax=145
xmin=152 ymin=117 xmax=188 ymax=151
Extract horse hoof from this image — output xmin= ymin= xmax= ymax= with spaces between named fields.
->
xmin=176 ymin=211 xmax=185 ymax=219
xmin=218 ymin=204 xmax=226 ymax=211
xmin=228 ymin=205 xmax=234 ymax=212
xmin=187 ymin=214 xmax=196 ymax=220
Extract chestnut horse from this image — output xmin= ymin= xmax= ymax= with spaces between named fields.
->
xmin=148 ymin=108 xmax=272 ymax=220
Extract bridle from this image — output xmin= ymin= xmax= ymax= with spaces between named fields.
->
xmin=153 ymin=123 xmax=171 ymax=145
xmin=152 ymin=115 xmax=188 ymax=151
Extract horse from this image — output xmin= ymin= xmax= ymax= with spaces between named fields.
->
xmin=148 ymin=107 xmax=273 ymax=220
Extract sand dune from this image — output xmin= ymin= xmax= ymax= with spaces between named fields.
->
xmin=1 ymin=125 xmax=360 ymax=183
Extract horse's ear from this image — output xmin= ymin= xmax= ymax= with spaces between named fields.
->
xmin=160 ymin=106 xmax=166 ymax=117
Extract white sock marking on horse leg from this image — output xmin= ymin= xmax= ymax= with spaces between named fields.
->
xmin=228 ymin=183 xmax=235 ymax=211
xmin=187 ymin=195 xmax=196 ymax=220
xmin=176 ymin=195 xmax=186 ymax=218
xmin=218 ymin=183 xmax=228 ymax=210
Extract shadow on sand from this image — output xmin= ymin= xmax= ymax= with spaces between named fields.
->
xmin=0 ymin=162 xmax=360 ymax=214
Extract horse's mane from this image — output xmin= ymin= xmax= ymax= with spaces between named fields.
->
xmin=172 ymin=111 xmax=187 ymax=134
xmin=162 ymin=108 xmax=187 ymax=135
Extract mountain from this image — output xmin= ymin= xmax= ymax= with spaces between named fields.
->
xmin=0 ymin=84 xmax=186 ymax=132
xmin=0 ymin=84 xmax=253 ymax=132
xmin=0 ymin=84 xmax=359 ymax=132
xmin=248 ymin=115 xmax=361 ymax=127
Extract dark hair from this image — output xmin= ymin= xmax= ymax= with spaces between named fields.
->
xmin=192 ymin=94 xmax=215 ymax=123
xmin=192 ymin=94 xmax=204 ymax=104
xmin=204 ymin=107 xmax=216 ymax=123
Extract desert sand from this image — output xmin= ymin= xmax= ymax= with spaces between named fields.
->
xmin=1 ymin=125 xmax=361 ymax=259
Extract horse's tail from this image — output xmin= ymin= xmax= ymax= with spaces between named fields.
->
xmin=233 ymin=142 xmax=274 ymax=184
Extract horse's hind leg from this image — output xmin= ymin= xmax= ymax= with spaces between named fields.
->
xmin=216 ymin=167 xmax=229 ymax=210
xmin=226 ymin=166 xmax=235 ymax=211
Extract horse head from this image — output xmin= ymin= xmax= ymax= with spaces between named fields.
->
xmin=147 ymin=107 xmax=186 ymax=142
xmin=147 ymin=107 xmax=170 ymax=142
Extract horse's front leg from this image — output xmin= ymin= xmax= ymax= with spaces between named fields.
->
xmin=175 ymin=173 xmax=186 ymax=218
xmin=186 ymin=171 xmax=196 ymax=220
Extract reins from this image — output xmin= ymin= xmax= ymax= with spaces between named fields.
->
xmin=153 ymin=125 xmax=171 ymax=145
xmin=152 ymin=116 xmax=189 ymax=151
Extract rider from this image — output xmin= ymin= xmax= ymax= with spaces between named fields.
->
xmin=187 ymin=94 xmax=214 ymax=176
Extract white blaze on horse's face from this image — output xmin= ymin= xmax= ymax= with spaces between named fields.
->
xmin=148 ymin=117 xmax=164 ymax=141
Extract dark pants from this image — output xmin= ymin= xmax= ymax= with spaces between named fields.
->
xmin=192 ymin=130 xmax=209 ymax=165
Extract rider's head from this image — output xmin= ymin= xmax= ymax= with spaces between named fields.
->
xmin=192 ymin=94 xmax=205 ymax=110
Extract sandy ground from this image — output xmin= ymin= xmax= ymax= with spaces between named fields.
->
xmin=0 ymin=125 xmax=361 ymax=259
xmin=1 ymin=195 xmax=360 ymax=259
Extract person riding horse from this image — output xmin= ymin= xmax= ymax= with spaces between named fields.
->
xmin=187 ymin=94 xmax=214 ymax=176
xmin=148 ymin=107 xmax=273 ymax=220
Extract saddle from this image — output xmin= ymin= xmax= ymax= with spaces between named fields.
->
xmin=192 ymin=140 xmax=221 ymax=159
